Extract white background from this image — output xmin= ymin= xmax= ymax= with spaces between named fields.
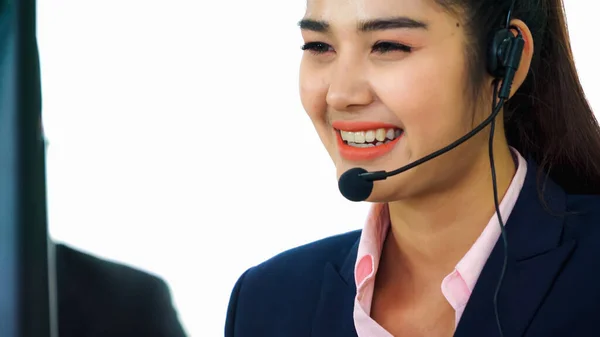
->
xmin=36 ymin=1 xmax=599 ymax=336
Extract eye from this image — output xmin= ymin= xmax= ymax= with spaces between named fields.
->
xmin=301 ymin=42 xmax=334 ymax=55
xmin=372 ymin=41 xmax=412 ymax=54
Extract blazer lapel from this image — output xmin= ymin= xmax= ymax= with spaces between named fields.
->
xmin=455 ymin=159 xmax=576 ymax=337
xmin=311 ymin=238 xmax=360 ymax=337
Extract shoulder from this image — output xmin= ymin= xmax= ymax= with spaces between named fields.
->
xmin=225 ymin=230 xmax=361 ymax=336
xmin=247 ymin=229 xmax=361 ymax=282
xmin=566 ymin=193 xmax=600 ymax=211
xmin=240 ymin=229 xmax=362 ymax=290
xmin=55 ymin=244 xmax=186 ymax=337
xmin=556 ymin=193 xmax=600 ymax=282
xmin=55 ymin=243 xmax=167 ymax=292
xmin=562 ymin=193 xmax=600 ymax=251
xmin=565 ymin=193 xmax=600 ymax=231
xmin=527 ymin=193 xmax=600 ymax=334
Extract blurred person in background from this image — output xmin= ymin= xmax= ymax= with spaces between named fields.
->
xmin=39 ymin=94 xmax=186 ymax=337
xmin=28 ymin=26 xmax=188 ymax=337
xmin=55 ymin=242 xmax=187 ymax=337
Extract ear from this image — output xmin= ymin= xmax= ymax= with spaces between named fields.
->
xmin=506 ymin=19 xmax=534 ymax=98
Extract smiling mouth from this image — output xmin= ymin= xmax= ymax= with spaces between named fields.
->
xmin=339 ymin=127 xmax=404 ymax=147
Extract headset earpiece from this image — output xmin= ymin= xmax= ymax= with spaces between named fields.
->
xmin=487 ymin=28 xmax=515 ymax=79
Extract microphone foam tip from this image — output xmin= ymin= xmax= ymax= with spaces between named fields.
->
xmin=338 ymin=167 xmax=373 ymax=202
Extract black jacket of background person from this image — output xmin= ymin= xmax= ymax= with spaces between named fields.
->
xmin=57 ymin=244 xmax=187 ymax=337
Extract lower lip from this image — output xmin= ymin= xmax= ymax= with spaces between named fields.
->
xmin=336 ymin=131 xmax=401 ymax=161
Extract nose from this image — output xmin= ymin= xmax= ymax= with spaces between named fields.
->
xmin=326 ymin=57 xmax=374 ymax=112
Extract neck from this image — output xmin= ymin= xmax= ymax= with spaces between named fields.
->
xmin=381 ymin=143 xmax=517 ymax=286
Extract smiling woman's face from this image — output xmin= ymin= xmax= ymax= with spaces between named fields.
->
xmin=299 ymin=0 xmax=495 ymax=201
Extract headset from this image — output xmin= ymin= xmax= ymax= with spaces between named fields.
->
xmin=337 ymin=1 xmax=523 ymax=336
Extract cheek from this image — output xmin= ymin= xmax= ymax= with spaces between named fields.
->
xmin=299 ymin=63 xmax=328 ymax=123
xmin=299 ymin=62 xmax=338 ymax=159
xmin=376 ymin=56 xmax=469 ymax=154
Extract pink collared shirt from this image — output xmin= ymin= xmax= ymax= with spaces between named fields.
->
xmin=353 ymin=149 xmax=528 ymax=336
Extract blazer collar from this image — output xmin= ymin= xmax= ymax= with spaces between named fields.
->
xmin=311 ymin=236 xmax=360 ymax=337
xmin=455 ymin=157 xmax=575 ymax=337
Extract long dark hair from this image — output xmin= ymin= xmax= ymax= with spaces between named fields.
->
xmin=439 ymin=0 xmax=600 ymax=194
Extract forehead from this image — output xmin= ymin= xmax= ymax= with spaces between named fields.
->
xmin=304 ymin=0 xmax=440 ymax=23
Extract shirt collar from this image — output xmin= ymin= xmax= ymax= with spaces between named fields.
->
xmin=354 ymin=147 xmax=528 ymax=292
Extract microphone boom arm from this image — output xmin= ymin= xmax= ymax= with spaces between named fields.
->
xmin=360 ymin=98 xmax=506 ymax=182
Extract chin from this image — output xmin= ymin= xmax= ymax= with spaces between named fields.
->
xmin=334 ymin=159 xmax=412 ymax=202
xmin=335 ymin=163 xmax=357 ymax=181
xmin=366 ymin=180 xmax=409 ymax=203
xmin=371 ymin=169 xmax=430 ymax=202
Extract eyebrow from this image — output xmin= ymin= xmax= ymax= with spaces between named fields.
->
xmin=298 ymin=16 xmax=428 ymax=33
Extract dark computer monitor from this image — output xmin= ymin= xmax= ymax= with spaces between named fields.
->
xmin=0 ymin=0 xmax=57 ymax=336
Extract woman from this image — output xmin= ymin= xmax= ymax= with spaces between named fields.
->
xmin=225 ymin=0 xmax=600 ymax=336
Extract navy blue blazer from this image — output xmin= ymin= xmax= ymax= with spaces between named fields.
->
xmin=225 ymin=158 xmax=600 ymax=337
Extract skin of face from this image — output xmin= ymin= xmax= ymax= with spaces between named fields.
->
xmin=299 ymin=0 xmax=504 ymax=203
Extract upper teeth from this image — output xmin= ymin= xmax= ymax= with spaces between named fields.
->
xmin=340 ymin=128 xmax=401 ymax=143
